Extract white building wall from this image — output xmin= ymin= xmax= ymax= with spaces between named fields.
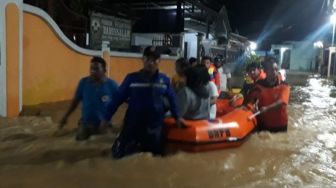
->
xmin=272 ymin=41 xmax=315 ymax=71
xmin=184 ymin=33 xmax=197 ymax=59
xmin=132 ymin=33 xmax=165 ymax=46
xmin=290 ymin=42 xmax=315 ymax=71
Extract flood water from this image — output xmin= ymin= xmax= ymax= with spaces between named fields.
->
xmin=1 ymin=76 xmax=336 ymax=188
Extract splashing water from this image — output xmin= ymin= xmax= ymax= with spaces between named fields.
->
xmin=1 ymin=77 xmax=336 ymax=187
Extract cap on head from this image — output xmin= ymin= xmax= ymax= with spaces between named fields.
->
xmin=214 ymin=55 xmax=224 ymax=63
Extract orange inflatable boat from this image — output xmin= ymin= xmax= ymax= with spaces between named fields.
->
xmin=165 ymin=107 xmax=257 ymax=152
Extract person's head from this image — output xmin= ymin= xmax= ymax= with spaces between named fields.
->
xmin=246 ymin=62 xmax=261 ymax=80
xmin=90 ymin=56 xmax=106 ymax=80
xmin=261 ymin=58 xmax=279 ymax=82
xmin=188 ymin=57 xmax=197 ymax=67
xmin=143 ymin=46 xmax=161 ymax=74
xmin=175 ymin=58 xmax=190 ymax=76
xmin=201 ymin=56 xmax=212 ymax=69
xmin=214 ymin=56 xmax=223 ymax=68
xmin=184 ymin=66 xmax=210 ymax=98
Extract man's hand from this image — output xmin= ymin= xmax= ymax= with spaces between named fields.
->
xmin=259 ymin=106 xmax=268 ymax=113
xmin=100 ymin=120 xmax=110 ymax=130
xmin=230 ymin=94 xmax=243 ymax=107
xmin=59 ymin=116 xmax=67 ymax=129
xmin=176 ymin=118 xmax=187 ymax=129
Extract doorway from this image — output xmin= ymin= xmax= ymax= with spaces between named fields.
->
xmin=281 ymin=50 xmax=291 ymax=69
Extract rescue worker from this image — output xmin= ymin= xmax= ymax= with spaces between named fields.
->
xmin=106 ymin=46 xmax=182 ymax=158
xmin=241 ymin=62 xmax=266 ymax=97
xmin=244 ymin=59 xmax=290 ymax=132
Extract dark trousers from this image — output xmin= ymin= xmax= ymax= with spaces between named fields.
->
xmin=76 ymin=121 xmax=100 ymax=141
xmin=256 ymin=124 xmax=288 ymax=133
xmin=112 ymin=113 xmax=164 ymax=159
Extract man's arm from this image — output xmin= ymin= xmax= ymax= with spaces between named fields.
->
xmin=176 ymin=88 xmax=188 ymax=118
xmin=59 ymin=80 xmax=84 ymax=129
xmin=259 ymin=99 xmax=282 ymax=114
xmin=214 ymin=71 xmax=221 ymax=89
xmin=243 ymin=86 xmax=260 ymax=106
xmin=255 ymin=85 xmax=290 ymax=114
xmin=209 ymin=81 xmax=219 ymax=105
xmin=166 ymin=79 xmax=180 ymax=120
xmin=105 ymin=75 xmax=131 ymax=121
xmin=165 ymin=77 xmax=187 ymax=128
xmin=59 ymin=97 xmax=80 ymax=129
xmin=226 ymin=72 xmax=232 ymax=91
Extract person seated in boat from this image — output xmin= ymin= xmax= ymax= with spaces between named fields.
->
xmin=244 ymin=58 xmax=290 ymax=132
xmin=214 ymin=55 xmax=232 ymax=98
xmin=171 ymin=58 xmax=190 ymax=91
xmin=208 ymin=72 xmax=219 ymax=120
xmin=201 ymin=56 xmax=220 ymax=92
xmin=189 ymin=57 xmax=198 ymax=67
xmin=106 ymin=46 xmax=182 ymax=158
xmin=176 ymin=65 xmax=211 ymax=120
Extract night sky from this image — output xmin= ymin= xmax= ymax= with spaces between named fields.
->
xmin=220 ymin=0 xmax=328 ymax=48
xmin=24 ymin=0 xmax=330 ymax=49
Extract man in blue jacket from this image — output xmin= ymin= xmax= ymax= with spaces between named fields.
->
xmin=107 ymin=46 xmax=182 ymax=158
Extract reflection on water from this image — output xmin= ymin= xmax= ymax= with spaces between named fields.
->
xmin=1 ymin=77 xmax=336 ymax=187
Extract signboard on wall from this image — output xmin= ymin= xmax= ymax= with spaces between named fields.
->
xmin=90 ymin=12 xmax=131 ymax=50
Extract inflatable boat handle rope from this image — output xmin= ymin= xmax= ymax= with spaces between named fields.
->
xmin=248 ymin=100 xmax=283 ymax=120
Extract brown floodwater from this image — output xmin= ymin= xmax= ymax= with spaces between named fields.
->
xmin=1 ymin=76 xmax=336 ymax=188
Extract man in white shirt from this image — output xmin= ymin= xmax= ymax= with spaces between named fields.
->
xmin=208 ymin=81 xmax=219 ymax=120
xmin=214 ymin=56 xmax=231 ymax=94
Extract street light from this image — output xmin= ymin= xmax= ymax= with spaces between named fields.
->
xmin=249 ymin=41 xmax=257 ymax=51
xmin=313 ymin=41 xmax=323 ymax=48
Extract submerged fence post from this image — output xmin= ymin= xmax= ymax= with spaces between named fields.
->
xmin=102 ymin=41 xmax=111 ymax=78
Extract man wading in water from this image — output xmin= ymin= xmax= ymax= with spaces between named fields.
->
xmin=106 ymin=46 xmax=182 ymax=158
xmin=59 ymin=57 xmax=118 ymax=140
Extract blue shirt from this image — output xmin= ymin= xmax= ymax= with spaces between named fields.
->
xmin=107 ymin=70 xmax=180 ymax=120
xmin=75 ymin=76 xmax=118 ymax=126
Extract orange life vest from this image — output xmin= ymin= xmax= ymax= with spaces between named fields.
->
xmin=258 ymin=70 xmax=267 ymax=82
xmin=247 ymin=82 xmax=290 ymax=130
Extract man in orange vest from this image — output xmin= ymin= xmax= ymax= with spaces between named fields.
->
xmin=245 ymin=58 xmax=290 ymax=132
xmin=241 ymin=62 xmax=266 ymax=97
